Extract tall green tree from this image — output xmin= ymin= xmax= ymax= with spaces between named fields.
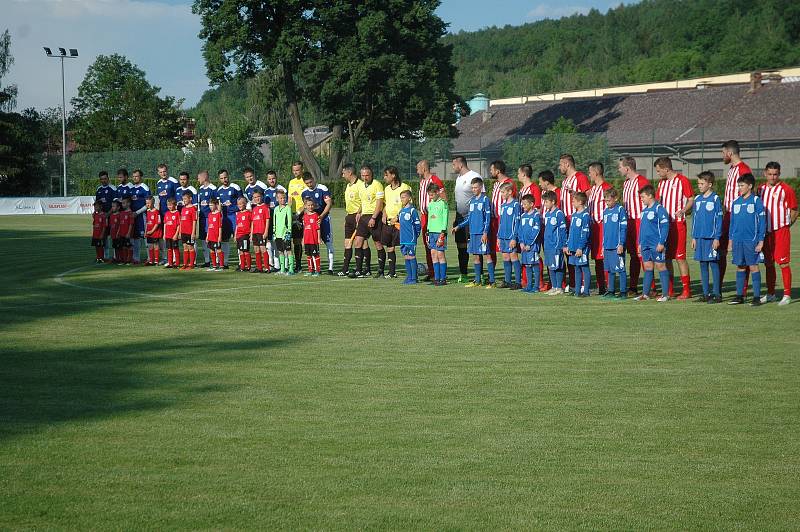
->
xmin=71 ymin=54 xmax=183 ymax=151
xmin=193 ymin=0 xmax=462 ymax=180
xmin=0 ymin=29 xmax=17 ymax=112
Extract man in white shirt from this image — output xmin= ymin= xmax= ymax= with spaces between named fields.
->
xmin=451 ymin=156 xmax=483 ymax=283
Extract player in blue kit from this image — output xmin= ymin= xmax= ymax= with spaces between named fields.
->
xmin=601 ymin=188 xmax=628 ymax=300
xmin=728 ymin=173 xmax=767 ymax=306
xmin=243 ymin=167 xmax=267 ymax=204
xmin=518 ymin=194 xmax=542 ymax=293
xmin=196 ymin=170 xmax=217 ymax=267
xmin=95 ymin=171 xmax=116 ymax=260
xmin=636 ymin=185 xmax=671 ymax=302
xmin=398 ymin=190 xmax=422 ymax=284
xmin=114 ymin=168 xmax=132 ymax=202
xmin=691 ymin=172 xmax=723 ymax=303
xmin=301 ymin=172 xmax=335 ymax=275
xmin=497 ymin=182 xmax=522 ymax=289
xmin=217 ymin=169 xmax=242 ymax=268
xmin=175 ymin=171 xmax=198 ymax=210
xmin=155 ymin=163 xmax=178 ymax=264
xmin=542 ymin=190 xmax=567 ymax=295
xmin=565 ymin=191 xmax=591 ymax=297
xmin=453 ymin=177 xmax=494 ymax=287
xmin=128 ymin=169 xmax=151 ymax=264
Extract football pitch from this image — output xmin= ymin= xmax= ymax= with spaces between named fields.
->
xmin=1 ymin=211 xmax=799 ymax=529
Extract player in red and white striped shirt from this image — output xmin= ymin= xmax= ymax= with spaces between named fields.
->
xmin=758 ymin=161 xmax=798 ymax=305
xmin=618 ymin=156 xmax=650 ymax=294
xmin=654 ymin=156 xmax=694 ymax=299
xmin=587 ymin=162 xmax=613 ymax=294
xmin=416 ymin=159 xmax=444 ymax=279
xmin=558 ymin=154 xmax=590 ymax=291
xmin=489 ymin=160 xmax=517 ymax=270
xmin=720 ymin=140 xmax=752 ymax=285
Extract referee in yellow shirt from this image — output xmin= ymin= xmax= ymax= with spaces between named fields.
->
xmin=350 ymin=165 xmax=385 ymax=278
xmin=339 ymin=163 xmax=364 ymax=276
xmin=381 ymin=166 xmax=412 ymax=278
xmin=287 ymin=161 xmax=307 ymax=270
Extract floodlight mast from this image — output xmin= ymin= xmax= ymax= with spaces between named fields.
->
xmin=43 ymin=47 xmax=78 ymax=196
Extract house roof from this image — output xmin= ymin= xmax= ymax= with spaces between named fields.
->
xmin=453 ymin=81 xmax=800 ymax=154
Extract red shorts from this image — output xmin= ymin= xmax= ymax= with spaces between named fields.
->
xmin=625 ymin=218 xmax=641 ymax=257
xmin=489 ymin=217 xmax=499 ymax=252
xmin=590 ymin=221 xmax=604 ymax=260
xmin=666 ymin=220 xmax=687 ymax=260
xmin=764 ymin=226 xmax=791 ymax=265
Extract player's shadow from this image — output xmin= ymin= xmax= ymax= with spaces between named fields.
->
xmin=0 ymin=336 xmax=297 ymax=440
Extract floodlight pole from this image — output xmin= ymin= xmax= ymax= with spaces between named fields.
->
xmin=60 ymin=55 xmax=67 ymax=197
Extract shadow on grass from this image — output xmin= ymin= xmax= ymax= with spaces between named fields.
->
xmin=0 ymin=336 xmax=297 ymax=440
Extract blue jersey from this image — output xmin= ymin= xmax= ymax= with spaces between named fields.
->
xmin=692 ymin=192 xmax=723 ymax=240
xmin=543 ymin=207 xmax=567 ymax=251
xmin=115 ymin=183 xmax=132 ymax=201
xmin=729 ymin=194 xmax=766 ymax=243
xmin=602 ymin=204 xmax=627 ymax=249
xmin=217 ymin=183 xmax=242 ymax=217
xmin=176 ymin=185 xmax=198 ymax=209
xmin=567 ymin=209 xmax=590 ymax=253
xmin=263 ymin=185 xmax=286 ymax=208
xmin=198 ymin=184 xmax=217 ymax=217
xmin=639 ymin=202 xmax=670 ymax=248
xmin=156 ymin=176 xmax=179 ymax=212
xmin=128 ymin=183 xmax=151 ymax=214
xmin=301 ymin=185 xmax=331 ymax=215
xmin=498 ymin=199 xmax=520 ymax=240
xmin=244 ymin=180 xmax=268 ymax=203
xmin=95 ymin=184 xmax=116 ymax=212
xmin=518 ymin=209 xmax=541 ymax=251
xmin=399 ymin=205 xmax=422 ymax=245
xmin=455 ymin=194 xmax=491 ymax=235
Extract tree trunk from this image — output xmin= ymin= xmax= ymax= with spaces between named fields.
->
xmin=282 ymin=64 xmax=323 ymax=180
xmin=327 ymin=124 xmax=344 ymax=181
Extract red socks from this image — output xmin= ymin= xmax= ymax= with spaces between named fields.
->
xmin=306 ymin=256 xmax=321 ymax=272
xmin=255 ymin=251 xmax=263 ymax=271
xmin=307 ymin=256 xmax=313 ymax=272
xmin=680 ymin=275 xmax=691 ymax=296
xmin=315 ymin=256 xmax=321 ymax=272
xmin=782 ymin=266 xmax=792 ymax=296
xmin=217 ymin=250 xmax=224 ymax=266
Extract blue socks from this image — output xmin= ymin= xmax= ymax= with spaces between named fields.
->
xmin=577 ymin=265 xmax=591 ymax=295
xmin=608 ymin=271 xmax=615 ymax=294
xmin=524 ymin=265 xmax=533 ymax=291
xmin=659 ymin=270 xmax=671 ymax=295
xmin=487 ymin=260 xmax=495 ymax=283
xmin=473 ymin=263 xmax=482 ymax=283
xmin=736 ymin=269 xmax=746 ymax=296
xmin=710 ymin=261 xmax=720 ymax=296
xmin=503 ymin=260 xmax=511 ymax=284
xmin=513 ymin=260 xmax=521 ymax=286
xmin=700 ymin=261 xmax=710 ymax=296
xmin=643 ymin=270 xmax=654 ymax=296
xmin=619 ymin=272 xmax=627 ymax=294
xmin=533 ymin=264 xmax=540 ymax=291
xmin=752 ymin=271 xmax=761 ymax=298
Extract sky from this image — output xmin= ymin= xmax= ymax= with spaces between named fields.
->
xmin=3 ymin=0 xmax=627 ymax=113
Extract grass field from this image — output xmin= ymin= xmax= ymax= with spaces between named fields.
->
xmin=1 ymin=210 xmax=799 ymax=529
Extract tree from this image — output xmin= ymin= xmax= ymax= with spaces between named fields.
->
xmin=0 ymin=29 xmax=17 ymax=113
xmin=71 ymin=54 xmax=183 ymax=151
xmin=192 ymin=0 xmax=461 ymax=180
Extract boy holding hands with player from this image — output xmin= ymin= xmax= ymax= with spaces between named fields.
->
xmin=636 ymin=185 xmax=671 ymax=302
xmin=91 ymin=200 xmax=107 ymax=263
xmin=728 ymin=173 xmax=766 ymax=306
xmin=162 ymin=198 xmax=181 ymax=268
xmin=427 ymin=182 xmax=449 ymax=286
xmin=542 ymin=191 xmax=567 ymax=295
xmin=518 ymin=194 xmax=542 ymax=293
xmin=302 ymin=198 xmax=322 ymax=276
xmin=179 ymin=191 xmax=198 ymax=270
xmin=452 ymin=177 xmax=494 ymax=287
xmin=205 ymin=197 xmax=224 ymax=271
xmin=601 ymin=189 xmax=628 ymax=299
xmin=399 ymin=189 xmax=422 ymax=284
xmin=564 ymin=192 xmax=591 ymax=297
xmin=691 ymin=172 xmax=723 ymax=303
xmin=144 ymin=196 xmax=162 ymax=266
xmin=498 ymin=182 xmax=522 ymax=289
xmin=250 ymin=190 xmax=271 ymax=273
xmin=234 ymin=196 xmax=253 ymax=271
xmin=273 ymin=189 xmax=295 ymax=275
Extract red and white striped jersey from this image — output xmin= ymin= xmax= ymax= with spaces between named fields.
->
xmin=622 ymin=174 xmax=650 ymax=219
xmin=418 ymin=174 xmax=443 ymax=214
xmin=560 ymin=171 xmax=590 ymax=218
xmin=758 ymin=181 xmax=798 ymax=231
xmin=724 ymin=161 xmax=752 ymax=212
xmin=491 ymin=177 xmax=517 ymax=219
xmin=588 ymin=181 xmax=613 ymax=223
xmin=519 ymin=182 xmax=542 ymax=208
xmin=656 ymin=174 xmax=693 ymax=222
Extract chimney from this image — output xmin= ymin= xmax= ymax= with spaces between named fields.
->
xmin=749 ymin=71 xmax=763 ymax=92
xmin=482 ymin=110 xmax=494 ymax=123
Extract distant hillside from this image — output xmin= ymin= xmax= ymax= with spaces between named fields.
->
xmin=443 ymin=0 xmax=800 ymax=100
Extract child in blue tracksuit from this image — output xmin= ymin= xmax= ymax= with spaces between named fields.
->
xmin=398 ymin=190 xmax=422 ymax=284
xmin=565 ymin=192 xmax=591 ymax=297
xmin=728 ymin=172 xmax=767 ymax=306
xmin=602 ymin=188 xmax=628 ymax=299
xmin=691 ymin=172 xmax=723 ymax=303
xmin=453 ymin=177 xmax=494 ymax=287
xmin=542 ymin=190 xmax=567 ymax=295
xmin=636 ymin=185 xmax=671 ymax=302
xmin=518 ymin=194 xmax=542 ymax=293
xmin=498 ymin=182 xmax=522 ymax=289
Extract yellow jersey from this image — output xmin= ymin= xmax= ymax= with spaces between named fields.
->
xmin=288 ymin=177 xmax=306 ymax=213
xmin=383 ymin=182 xmax=412 ymax=220
xmin=345 ymin=179 xmax=365 ymax=215
xmin=360 ymin=180 xmax=385 ymax=215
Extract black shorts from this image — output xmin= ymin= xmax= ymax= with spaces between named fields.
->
xmin=252 ymin=233 xmax=266 ymax=246
xmin=207 ymin=241 xmax=221 ymax=250
xmin=380 ymin=223 xmax=400 ymax=247
xmin=165 ymin=238 xmax=180 ymax=250
xmin=453 ymin=213 xmax=469 ymax=245
xmin=114 ymin=237 xmax=132 ymax=248
xmin=146 ymin=237 xmax=161 ymax=244
xmin=344 ymin=214 xmax=358 ymax=239
xmin=181 ymin=233 xmax=195 ymax=245
xmin=356 ymin=215 xmax=383 ymax=241
xmin=91 ymin=238 xmax=104 ymax=247
xmin=304 ymin=244 xmax=320 ymax=256
xmin=237 ymin=236 xmax=251 ymax=252
xmin=275 ymin=239 xmax=290 ymax=253
xmin=291 ymin=213 xmax=303 ymax=239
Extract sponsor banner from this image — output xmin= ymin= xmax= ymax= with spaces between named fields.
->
xmin=0 ymin=197 xmax=96 ymax=215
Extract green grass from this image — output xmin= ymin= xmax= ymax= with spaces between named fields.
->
xmin=1 ymin=211 xmax=799 ymax=529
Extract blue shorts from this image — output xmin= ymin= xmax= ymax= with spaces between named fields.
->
xmin=320 ymin=215 xmax=332 ymax=244
xmin=693 ymin=238 xmax=719 ymax=262
xmin=467 ymin=236 xmax=489 ymax=255
xmin=567 ymin=248 xmax=589 ymax=266
xmin=520 ymin=248 xmax=540 ymax=265
xmin=498 ymin=238 xmax=518 ymax=254
xmin=429 ymin=232 xmax=447 ymax=251
xmin=603 ymin=249 xmax=626 ymax=273
xmin=544 ymin=249 xmax=563 ymax=270
xmin=732 ymin=241 xmax=763 ymax=266
xmin=641 ymin=246 xmax=666 ymax=263
xmin=400 ymin=244 xmax=417 ymax=257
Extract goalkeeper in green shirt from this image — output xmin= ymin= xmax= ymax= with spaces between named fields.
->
xmin=273 ymin=190 xmax=295 ymax=274
xmin=426 ymin=182 xmax=449 ymax=286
